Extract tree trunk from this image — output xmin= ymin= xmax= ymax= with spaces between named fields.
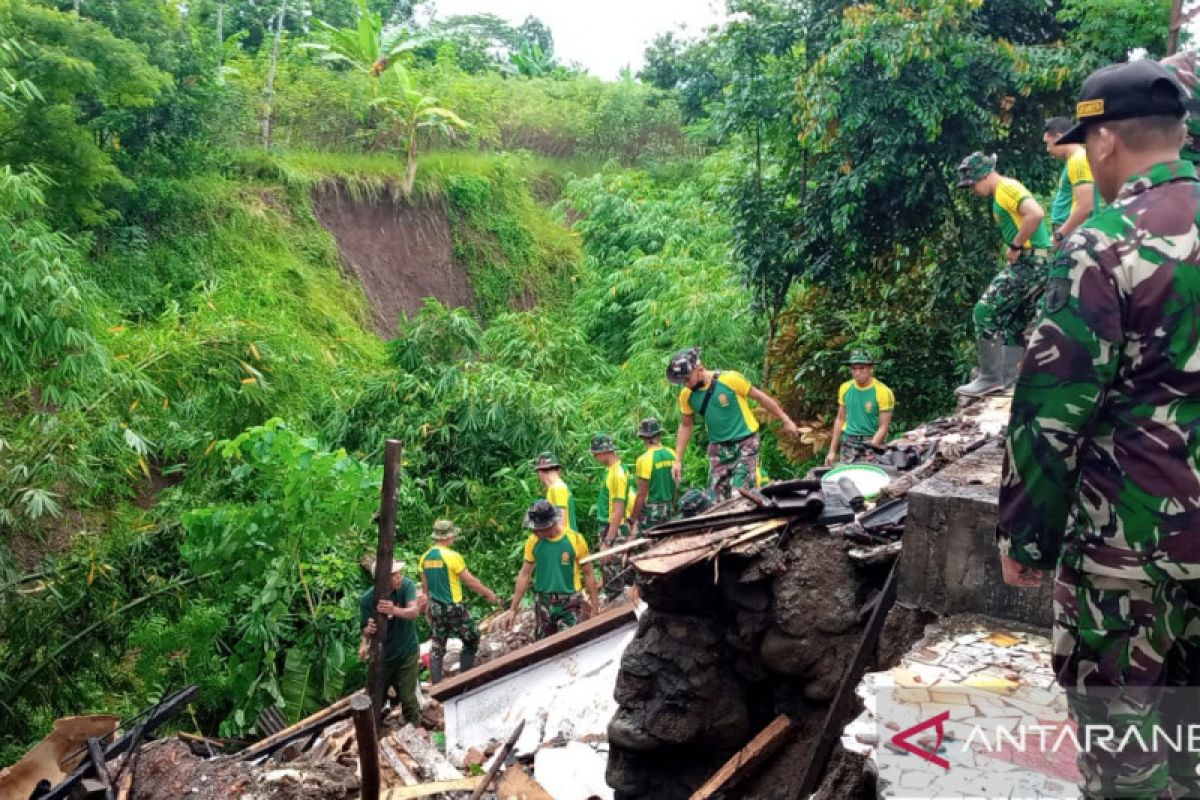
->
xmin=402 ymin=129 xmax=419 ymax=196
xmin=217 ymin=3 xmax=224 ymax=49
xmin=260 ymin=0 xmax=287 ymax=150
xmin=1168 ymin=0 xmax=1184 ymax=55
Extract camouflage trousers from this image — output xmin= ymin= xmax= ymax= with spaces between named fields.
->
xmin=973 ymin=252 xmax=1049 ymax=346
xmin=601 ymin=523 xmax=634 ymax=597
xmin=534 ymin=592 xmax=581 ymax=640
xmin=707 ymin=434 xmax=760 ymax=501
xmin=428 ymin=600 xmax=480 ymax=660
xmin=1053 ymin=560 xmax=1200 ymax=798
xmin=638 ymin=501 xmax=673 ymax=530
xmin=839 ymin=434 xmax=872 ymax=463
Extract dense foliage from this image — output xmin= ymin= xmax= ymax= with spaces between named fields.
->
xmin=0 ymin=0 xmax=1174 ymax=763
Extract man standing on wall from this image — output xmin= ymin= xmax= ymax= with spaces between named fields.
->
xmin=954 ymin=152 xmax=1053 ymax=397
xmin=998 ymin=61 xmax=1200 ymax=799
xmin=535 ymin=451 xmax=577 ymax=531
xmin=505 ymin=499 xmax=600 ymax=640
xmin=825 ymin=349 xmax=895 ymax=466
xmin=1043 ymin=116 xmax=1096 ymax=245
xmin=419 ymin=519 xmax=499 ymax=683
xmin=667 ymin=347 xmax=798 ymax=500
xmin=629 ymin=417 xmax=677 ymax=531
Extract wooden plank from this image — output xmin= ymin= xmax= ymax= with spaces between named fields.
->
xmin=494 ymin=766 xmax=553 ymax=799
xmin=382 ymin=777 xmax=483 ymax=799
xmin=795 ymin=562 xmax=899 ymax=798
xmin=238 ymin=696 xmax=353 ymax=761
xmin=378 ymin=739 xmax=419 ymax=787
xmin=633 ymin=519 xmax=789 ymax=576
xmin=689 ymin=714 xmax=795 ymax=800
xmin=391 ymin=727 xmax=462 ymax=783
xmin=430 ymin=602 xmax=637 ymax=702
xmin=470 ymin=721 xmax=524 ymax=800
xmin=579 ymin=537 xmax=650 ymax=565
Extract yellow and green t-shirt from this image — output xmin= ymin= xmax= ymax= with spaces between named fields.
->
xmin=992 ymin=177 xmax=1052 ymax=250
xmin=635 ymin=444 xmax=677 ymax=505
xmin=756 ymin=466 xmax=769 ymax=488
xmin=603 ymin=462 xmax=631 ymax=524
xmin=678 ymin=371 xmax=760 ymax=444
xmin=420 ymin=545 xmax=467 ymax=605
xmin=545 ymin=478 xmax=577 ymax=531
xmin=523 ymin=528 xmax=589 ymax=594
xmin=1050 ymin=149 xmax=1096 ymax=227
xmin=838 ymin=378 xmax=896 ymax=438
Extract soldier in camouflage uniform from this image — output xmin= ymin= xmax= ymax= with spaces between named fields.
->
xmin=954 ymin=152 xmax=1054 ymax=397
xmin=1161 ymin=50 xmax=1200 ymax=162
xmin=666 ymin=347 xmax=799 ymax=501
xmin=419 ymin=520 xmax=499 ymax=683
xmin=504 ymin=499 xmax=600 ymax=640
xmin=629 ymin=417 xmax=677 ymax=530
xmin=997 ymin=61 xmax=1200 ymax=799
xmin=677 ymin=488 xmax=713 ymax=518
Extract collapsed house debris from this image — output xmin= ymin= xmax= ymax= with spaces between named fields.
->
xmin=7 ymin=396 xmax=1058 ymax=800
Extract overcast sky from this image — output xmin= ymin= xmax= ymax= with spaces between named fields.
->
xmin=422 ymin=0 xmax=728 ymax=79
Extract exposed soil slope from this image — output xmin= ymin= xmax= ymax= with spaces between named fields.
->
xmin=314 ymin=190 xmax=474 ymax=337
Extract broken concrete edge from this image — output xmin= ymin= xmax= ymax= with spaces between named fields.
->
xmin=429 ymin=601 xmax=637 ymax=702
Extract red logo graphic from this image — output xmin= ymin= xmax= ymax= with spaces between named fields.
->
xmin=890 ymin=710 xmax=951 ymax=770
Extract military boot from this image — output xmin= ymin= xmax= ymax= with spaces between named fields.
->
xmin=1000 ymin=344 xmax=1026 ymax=391
xmin=459 ymin=650 xmax=476 ymax=673
xmin=956 ymin=339 xmax=1005 ymax=397
xmin=429 ymin=654 xmax=444 ymax=685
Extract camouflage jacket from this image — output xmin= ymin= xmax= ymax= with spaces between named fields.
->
xmin=998 ymin=160 xmax=1200 ymax=581
xmin=1162 ymin=50 xmax=1200 ymax=163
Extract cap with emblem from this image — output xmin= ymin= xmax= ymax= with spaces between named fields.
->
xmin=534 ymin=451 xmax=560 ymax=471
xmin=666 ymin=346 xmax=701 ymax=385
xmin=589 ymin=433 xmax=616 ymax=454
xmin=637 ymin=417 xmax=664 ymax=438
xmin=955 ymin=152 xmax=997 ymax=187
xmin=432 ymin=519 xmax=459 ymax=540
xmin=523 ymin=498 xmax=561 ymax=531
xmin=846 ymin=349 xmax=874 ymax=366
xmin=679 ymin=488 xmax=713 ymax=518
xmin=1057 ymin=59 xmax=1187 ymax=145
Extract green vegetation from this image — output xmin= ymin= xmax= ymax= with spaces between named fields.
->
xmin=0 ymin=0 xmax=1175 ymax=764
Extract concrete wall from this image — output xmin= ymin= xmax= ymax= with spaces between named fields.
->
xmin=896 ymin=443 xmax=1053 ymax=628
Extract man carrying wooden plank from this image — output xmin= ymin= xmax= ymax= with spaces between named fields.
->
xmin=419 ymin=519 xmax=499 ymax=684
xmin=503 ymin=499 xmax=600 ymax=639
xmin=667 ymin=347 xmax=799 ymax=500
xmin=358 ymin=561 xmax=425 ymax=726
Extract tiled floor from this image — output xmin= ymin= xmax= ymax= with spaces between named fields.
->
xmin=842 ymin=615 xmax=1082 ymax=799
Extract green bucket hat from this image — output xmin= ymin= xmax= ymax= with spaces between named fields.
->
xmin=432 ymin=519 xmax=460 ymax=540
xmin=955 ymin=151 xmax=996 ymax=187
xmin=637 ymin=417 xmax=664 ymax=438
xmin=846 ymin=349 xmax=875 ymax=366
xmin=534 ymin=451 xmax=560 ymax=471
xmin=523 ymin=499 xmax=561 ymax=531
xmin=589 ymin=433 xmax=616 ymax=454
xmin=679 ymin=488 xmax=713 ymax=518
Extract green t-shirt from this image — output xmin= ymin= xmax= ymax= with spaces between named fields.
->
xmin=359 ymin=579 xmax=419 ymax=662
xmin=838 ymin=379 xmax=896 ymax=438
xmin=678 ymin=371 xmax=761 ymax=444
xmin=636 ymin=445 xmax=677 ymax=505
xmin=1050 ymin=167 xmax=1073 ymax=228
xmin=523 ymin=529 xmax=589 ymax=594
xmin=420 ymin=545 xmax=467 ymax=604
xmin=992 ymin=177 xmax=1052 ymax=249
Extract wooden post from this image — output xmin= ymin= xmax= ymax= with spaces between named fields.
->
xmin=367 ymin=439 xmax=403 ymax=718
xmin=351 ymin=693 xmax=381 ymax=800
xmin=1169 ymin=0 xmax=1184 ymax=56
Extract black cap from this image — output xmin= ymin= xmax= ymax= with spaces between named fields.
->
xmin=1058 ymin=60 xmax=1186 ymax=145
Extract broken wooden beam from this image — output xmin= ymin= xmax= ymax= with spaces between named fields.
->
xmin=795 ymin=562 xmax=899 ymax=798
xmin=44 ymin=685 xmax=199 ymax=800
xmin=351 ymin=693 xmax=380 ymax=800
xmin=469 ymin=720 xmax=524 ymax=800
xmin=579 ymin=537 xmax=650 ymax=565
xmin=689 ymin=714 xmax=795 ymax=800
xmin=378 ymin=737 xmax=419 ymax=786
xmin=429 ymin=602 xmax=637 ymax=702
xmin=237 ymin=696 xmax=353 ymax=762
xmin=382 ymin=776 xmax=483 ymax=800
xmin=633 ymin=519 xmax=789 ymax=576
xmin=85 ymin=737 xmax=114 ymax=800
